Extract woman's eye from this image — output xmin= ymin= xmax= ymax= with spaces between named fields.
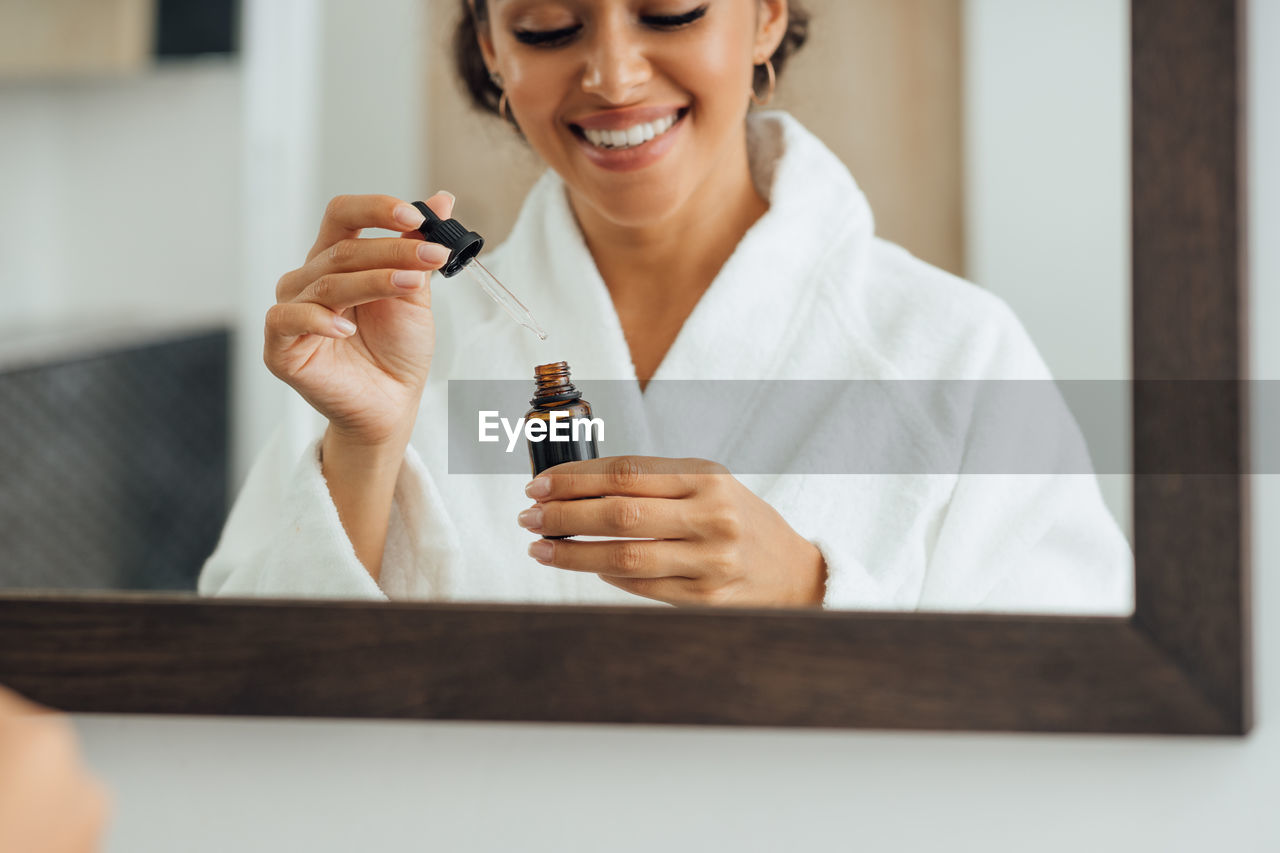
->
xmin=513 ymin=25 xmax=581 ymax=47
xmin=511 ymin=4 xmax=705 ymax=46
xmin=641 ymin=4 xmax=709 ymax=29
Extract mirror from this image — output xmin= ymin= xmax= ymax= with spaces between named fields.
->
xmin=2 ymin=0 xmax=1131 ymax=616
xmin=0 ymin=0 xmax=1250 ymax=737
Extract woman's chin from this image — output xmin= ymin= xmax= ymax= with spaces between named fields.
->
xmin=580 ymin=187 xmax=690 ymax=230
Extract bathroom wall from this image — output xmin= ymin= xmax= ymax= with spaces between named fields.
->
xmin=964 ymin=0 xmax=1130 ymax=383
xmin=0 ymin=57 xmax=240 ymax=332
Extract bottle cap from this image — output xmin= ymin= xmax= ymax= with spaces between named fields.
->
xmin=411 ymin=201 xmax=485 ymax=278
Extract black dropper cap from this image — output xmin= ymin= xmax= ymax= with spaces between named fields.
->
xmin=411 ymin=200 xmax=485 ymax=278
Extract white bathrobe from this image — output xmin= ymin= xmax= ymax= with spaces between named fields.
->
xmin=200 ymin=111 xmax=1133 ymax=614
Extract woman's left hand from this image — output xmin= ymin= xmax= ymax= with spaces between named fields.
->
xmin=518 ymin=456 xmax=827 ymax=607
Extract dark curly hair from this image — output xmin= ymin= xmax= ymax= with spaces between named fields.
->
xmin=453 ymin=1 xmax=810 ymax=126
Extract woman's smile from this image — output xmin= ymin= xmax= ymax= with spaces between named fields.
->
xmin=566 ymin=105 xmax=691 ymax=172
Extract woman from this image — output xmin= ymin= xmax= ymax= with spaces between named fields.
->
xmin=201 ymin=0 xmax=1132 ymax=612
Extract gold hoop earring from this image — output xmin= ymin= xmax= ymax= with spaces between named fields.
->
xmin=750 ymin=58 xmax=776 ymax=107
xmin=490 ymin=71 xmax=512 ymax=123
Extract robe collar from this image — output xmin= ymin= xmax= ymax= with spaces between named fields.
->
xmin=502 ymin=111 xmax=876 ymax=384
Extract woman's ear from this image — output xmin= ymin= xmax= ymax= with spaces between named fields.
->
xmin=754 ymin=0 xmax=789 ymax=63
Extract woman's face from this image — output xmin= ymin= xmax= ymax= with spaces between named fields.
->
xmin=479 ymin=0 xmax=786 ymax=228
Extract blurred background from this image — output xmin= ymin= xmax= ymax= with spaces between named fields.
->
xmin=0 ymin=0 xmax=1130 ymax=593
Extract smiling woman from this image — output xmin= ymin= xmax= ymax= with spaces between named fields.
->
xmin=198 ymin=0 xmax=1132 ymax=614
xmin=453 ymin=0 xmax=809 ymax=129
xmin=464 ymin=0 xmax=797 ymax=379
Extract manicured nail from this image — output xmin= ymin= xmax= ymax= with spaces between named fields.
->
xmin=525 ymin=477 xmax=551 ymax=499
xmin=517 ymin=506 xmax=544 ymax=529
xmin=528 ymin=539 xmax=553 ymax=562
xmin=334 ymin=316 xmax=357 ymax=337
xmin=393 ymin=203 xmax=425 ymax=229
xmin=418 ymin=242 xmax=451 ymax=265
xmin=392 ymin=270 xmax=424 ymax=289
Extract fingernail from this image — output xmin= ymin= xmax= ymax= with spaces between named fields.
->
xmin=517 ymin=506 xmax=543 ymax=529
xmin=393 ymin=203 xmax=425 ymax=229
xmin=525 ymin=477 xmax=551 ymax=499
xmin=334 ymin=316 xmax=357 ymax=337
xmin=529 ymin=539 xmax=553 ymax=562
xmin=436 ymin=190 xmax=456 ymax=204
xmin=392 ymin=270 xmax=424 ymax=289
xmin=418 ymin=242 xmax=451 ymax=265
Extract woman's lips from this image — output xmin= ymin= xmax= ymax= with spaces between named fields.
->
xmin=568 ymin=107 xmax=689 ymax=173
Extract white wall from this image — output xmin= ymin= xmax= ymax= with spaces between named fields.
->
xmin=0 ymin=58 xmax=240 ymax=332
xmin=61 ymin=2 xmax=1280 ymax=851
xmin=233 ymin=0 xmax=425 ymax=483
xmin=964 ymin=0 xmax=1130 ymax=382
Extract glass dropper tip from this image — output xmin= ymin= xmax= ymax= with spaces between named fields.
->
xmin=461 ymin=259 xmax=548 ymax=340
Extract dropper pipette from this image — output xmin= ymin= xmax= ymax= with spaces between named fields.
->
xmin=411 ymin=200 xmax=547 ymax=340
xmin=461 ymin=258 xmax=547 ymax=340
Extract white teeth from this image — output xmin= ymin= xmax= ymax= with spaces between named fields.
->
xmin=581 ymin=113 xmax=679 ymax=150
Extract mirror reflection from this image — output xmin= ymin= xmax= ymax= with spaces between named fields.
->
xmin=0 ymin=0 xmax=1132 ymax=614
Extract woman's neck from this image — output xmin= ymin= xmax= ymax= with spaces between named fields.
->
xmin=567 ymin=128 xmax=769 ymax=385
xmin=570 ymin=134 xmax=766 ymax=300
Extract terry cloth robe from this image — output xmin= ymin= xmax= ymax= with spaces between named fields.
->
xmin=200 ymin=111 xmax=1133 ymax=614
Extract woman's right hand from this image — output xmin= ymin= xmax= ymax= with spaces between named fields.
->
xmin=265 ymin=192 xmax=456 ymax=447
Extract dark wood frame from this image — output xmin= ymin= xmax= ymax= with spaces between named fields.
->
xmin=0 ymin=0 xmax=1250 ymax=734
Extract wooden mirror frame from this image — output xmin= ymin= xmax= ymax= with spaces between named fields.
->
xmin=0 ymin=0 xmax=1250 ymax=734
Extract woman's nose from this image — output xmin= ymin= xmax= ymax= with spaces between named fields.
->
xmin=580 ymin=22 xmax=651 ymax=102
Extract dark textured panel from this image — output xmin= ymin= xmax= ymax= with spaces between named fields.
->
xmin=0 ymin=332 xmax=228 ymax=592
xmin=155 ymin=0 xmax=238 ymax=57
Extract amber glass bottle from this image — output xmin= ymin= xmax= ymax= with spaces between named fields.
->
xmin=525 ymin=361 xmax=599 ymax=477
